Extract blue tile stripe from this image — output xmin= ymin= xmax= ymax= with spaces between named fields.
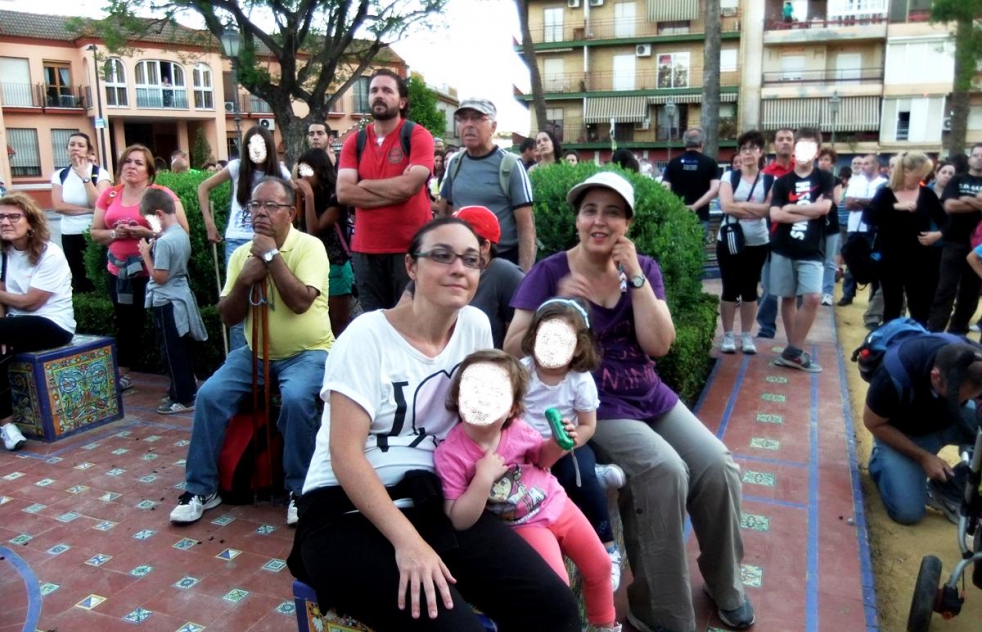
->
xmin=0 ymin=545 xmax=42 ymax=632
xmin=807 ymin=346 xmax=820 ymax=632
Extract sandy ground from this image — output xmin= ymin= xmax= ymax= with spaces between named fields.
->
xmin=834 ymin=288 xmax=981 ymax=632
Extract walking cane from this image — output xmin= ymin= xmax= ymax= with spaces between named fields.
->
xmin=211 ymin=241 xmax=229 ymax=357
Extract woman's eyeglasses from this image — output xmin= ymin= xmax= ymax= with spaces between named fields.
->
xmin=0 ymin=213 xmax=24 ymax=223
xmin=414 ymin=248 xmax=485 ymax=269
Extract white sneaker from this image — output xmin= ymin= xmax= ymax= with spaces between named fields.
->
xmin=741 ymin=333 xmax=757 ymax=355
xmin=595 ymin=463 xmax=626 ymax=490
xmin=720 ymin=332 xmax=736 ymax=354
xmin=595 ymin=625 xmax=622 ymax=632
xmin=169 ymin=491 xmax=221 ymax=523
xmin=606 ymin=544 xmax=623 ymax=593
xmin=287 ymin=493 xmax=299 ymax=526
xmin=822 ymin=293 xmax=833 ymax=306
xmin=1 ymin=423 xmax=26 ymax=451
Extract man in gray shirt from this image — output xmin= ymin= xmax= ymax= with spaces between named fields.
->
xmin=439 ymin=98 xmax=536 ymax=271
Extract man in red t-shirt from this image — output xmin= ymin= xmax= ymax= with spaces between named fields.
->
xmin=757 ymin=127 xmax=796 ymax=338
xmin=337 ymin=69 xmax=435 ymax=311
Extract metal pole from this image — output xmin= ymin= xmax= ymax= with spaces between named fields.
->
xmin=231 ymin=59 xmax=243 ymax=158
xmin=88 ymin=45 xmax=109 ymax=169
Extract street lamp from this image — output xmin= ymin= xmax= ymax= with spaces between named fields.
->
xmin=86 ymin=45 xmax=109 ymax=170
xmin=829 ymin=91 xmax=841 ymax=148
xmin=220 ymin=27 xmax=243 ymax=158
xmin=665 ymin=100 xmax=677 ymax=164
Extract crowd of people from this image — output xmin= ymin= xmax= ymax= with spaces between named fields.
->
xmin=3 ymin=64 xmax=981 ymax=631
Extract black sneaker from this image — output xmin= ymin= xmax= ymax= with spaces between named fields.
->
xmin=837 ymin=297 xmax=853 ymax=306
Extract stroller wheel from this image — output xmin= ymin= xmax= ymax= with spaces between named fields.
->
xmin=974 ymin=529 xmax=982 ymax=590
xmin=908 ymin=555 xmax=943 ymax=632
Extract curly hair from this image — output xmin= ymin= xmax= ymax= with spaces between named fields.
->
xmin=0 ymin=192 xmax=51 ymax=266
xmin=446 ymin=349 xmax=529 ymax=429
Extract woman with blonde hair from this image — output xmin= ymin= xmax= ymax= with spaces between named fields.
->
xmin=865 ymin=151 xmax=946 ymax=324
xmin=91 ymin=144 xmax=189 ymax=390
xmin=0 ymin=193 xmax=76 ymax=451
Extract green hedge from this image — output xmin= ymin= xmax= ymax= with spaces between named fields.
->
xmin=528 ymin=162 xmax=718 ymax=405
xmin=77 ymin=171 xmax=233 ymax=378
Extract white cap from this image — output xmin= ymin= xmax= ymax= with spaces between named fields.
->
xmin=565 ymin=171 xmax=635 ymax=218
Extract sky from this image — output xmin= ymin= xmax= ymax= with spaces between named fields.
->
xmin=1 ymin=0 xmax=532 ymax=133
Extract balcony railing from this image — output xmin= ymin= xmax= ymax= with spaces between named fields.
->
xmin=136 ymin=86 xmax=189 ymax=109
xmin=766 ymin=14 xmax=887 ymax=30
xmin=531 ymin=11 xmax=741 ymax=45
xmin=224 ymin=94 xmax=275 ymax=115
xmin=0 ymin=83 xmax=86 ymax=109
xmin=542 ymin=69 xmax=740 ymax=93
xmin=762 ymin=68 xmax=884 ymax=85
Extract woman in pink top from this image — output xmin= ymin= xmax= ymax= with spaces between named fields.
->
xmin=91 ymin=145 xmax=189 ymax=390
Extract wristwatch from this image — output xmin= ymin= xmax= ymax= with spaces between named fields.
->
xmin=82 ymin=177 xmax=91 ymax=184
xmin=629 ymin=274 xmax=646 ymax=289
xmin=262 ymin=248 xmax=280 ymax=264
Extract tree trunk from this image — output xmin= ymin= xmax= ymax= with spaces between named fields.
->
xmin=701 ymin=0 xmax=721 ymax=159
xmin=947 ymin=18 xmax=973 ymax=156
xmin=516 ymin=0 xmax=548 ymax=132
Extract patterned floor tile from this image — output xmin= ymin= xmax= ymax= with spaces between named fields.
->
xmin=173 ymin=576 xmax=200 ymax=590
xmin=760 ymin=393 xmax=786 ymax=403
xmin=742 ymin=471 xmax=776 ymax=487
xmin=223 ymin=588 xmax=249 ymax=603
xmin=56 ymin=511 xmax=80 ymax=522
xmin=174 ymin=623 xmax=204 ymax=632
xmin=740 ymin=514 xmax=771 ymax=532
xmin=749 ymin=437 xmax=781 ymax=451
xmin=81 ymin=442 xmax=102 ymax=450
xmin=3 ymin=471 xmax=25 ymax=480
xmin=111 ymin=448 xmax=129 ymax=455
xmin=141 ymin=453 xmax=159 ymax=461
xmin=216 ymin=548 xmax=241 ymax=561
xmin=106 ymin=468 xmax=126 ymax=477
xmin=99 ymin=492 xmax=121 ymax=501
xmin=93 ymin=520 xmax=117 ymax=531
xmin=39 ymin=582 xmax=60 ymax=596
xmin=35 ymin=478 xmax=55 ymax=487
xmin=174 ymin=439 xmax=190 ymax=447
xmin=173 ymin=459 xmax=187 ymax=467
xmin=144 ymin=435 xmax=162 ymax=442
xmin=66 ymin=485 xmax=89 ymax=494
xmin=0 ymin=496 xmax=10 ymax=505
xmin=74 ymin=462 xmax=95 ymax=470
xmin=85 ymin=554 xmax=113 ymax=567
xmin=129 ymin=565 xmax=154 ymax=578
xmin=10 ymin=534 xmax=32 ymax=545
xmin=262 ymin=558 xmax=287 ymax=572
xmin=24 ymin=503 xmax=47 ymax=514
xmin=75 ymin=594 xmax=106 ymax=610
xmin=45 ymin=456 xmax=63 ymax=464
xmin=211 ymin=515 xmax=235 ymax=526
xmin=117 ymin=430 xmax=132 ymax=438
xmin=173 ymin=482 xmax=187 ymax=490
xmin=173 ymin=538 xmax=197 ymax=551
xmin=755 ymin=413 xmax=783 ymax=424
xmin=765 ymin=375 xmax=789 ymax=384
xmin=741 ymin=564 xmax=764 ymax=588
xmin=133 ymin=529 xmax=157 ymax=540
xmin=136 ymin=500 xmax=157 ymax=510
xmin=275 ymin=601 xmax=296 ymax=616
xmin=255 ymin=524 xmax=276 ymax=535
xmin=138 ymin=475 xmax=158 ymax=483
xmin=47 ymin=544 xmax=70 ymax=555
xmin=123 ymin=607 xmax=153 ymax=623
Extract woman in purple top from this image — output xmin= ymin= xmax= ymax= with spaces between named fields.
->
xmin=504 ymin=172 xmax=754 ymax=632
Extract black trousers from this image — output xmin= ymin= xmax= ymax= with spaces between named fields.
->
xmin=880 ymin=248 xmax=941 ymax=326
xmin=351 ymin=252 xmax=411 ymax=313
xmin=927 ymin=243 xmax=981 ymax=334
xmin=108 ymin=276 xmax=148 ymax=369
xmin=61 ymin=234 xmax=94 ymax=294
xmin=297 ymin=509 xmax=581 ymax=632
xmin=0 ymin=316 xmax=73 ymax=418
xmin=152 ymin=303 xmax=197 ymax=405
xmin=717 ymin=242 xmax=769 ymax=303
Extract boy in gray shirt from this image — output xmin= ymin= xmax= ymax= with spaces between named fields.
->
xmin=138 ymin=189 xmax=207 ymax=414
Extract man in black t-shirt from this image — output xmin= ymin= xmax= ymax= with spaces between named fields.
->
xmin=927 ymin=143 xmax=982 ymax=334
xmin=662 ymin=128 xmax=719 ymax=238
xmin=865 ymin=339 xmax=981 ymax=524
xmin=768 ymin=127 xmax=835 ymax=373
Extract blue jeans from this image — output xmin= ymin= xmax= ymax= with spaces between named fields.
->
xmin=756 ymin=254 xmax=778 ymax=338
xmin=822 ymin=233 xmax=840 ymax=296
xmin=868 ymin=408 xmax=977 ymax=525
xmin=225 ymin=237 xmax=251 ymax=351
xmin=184 ymin=346 xmax=328 ymax=497
xmin=552 ymin=443 xmax=615 ymax=543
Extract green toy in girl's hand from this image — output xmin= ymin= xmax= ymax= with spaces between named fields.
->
xmin=545 ymin=408 xmax=575 ymax=451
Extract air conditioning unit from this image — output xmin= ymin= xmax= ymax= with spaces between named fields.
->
xmin=635 ymin=119 xmax=650 ymax=131
xmin=636 ymin=44 xmax=652 ymax=57
xmin=722 ymin=7 xmax=736 ymax=16
xmin=224 ymin=101 xmax=235 ymax=113
xmin=942 ymin=117 xmax=952 ymax=132
xmin=588 ymin=0 xmax=603 ymax=6
xmin=259 ymin=118 xmax=275 ymax=131
xmin=567 ymin=0 xmax=581 ymax=7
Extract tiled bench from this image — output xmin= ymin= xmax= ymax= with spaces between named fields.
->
xmin=293 ymin=495 xmax=626 ymax=632
xmin=9 ymin=334 xmax=124 ymax=442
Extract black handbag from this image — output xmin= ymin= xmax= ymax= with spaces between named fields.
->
xmin=841 ymin=233 xmax=881 ymax=285
xmin=719 ymin=171 xmax=761 ymax=255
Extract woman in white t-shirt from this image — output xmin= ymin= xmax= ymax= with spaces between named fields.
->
xmin=196 ymin=125 xmax=290 ymax=350
xmin=288 ymin=217 xmax=580 ymax=632
xmin=50 ymin=132 xmax=112 ymax=293
xmin=0 ymin=193 xmax=76 ymax=452
xmin=717 ymin=130 xmax=773 ymax=355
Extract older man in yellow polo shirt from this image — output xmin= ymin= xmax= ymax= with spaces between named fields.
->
xmin=171 ymin=177 xmax=334 ymax=526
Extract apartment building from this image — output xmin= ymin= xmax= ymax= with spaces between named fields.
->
xmin=0 ymin=9 xmax=407 ymax=206
xmin=518 ymin=0 xmax=742 ymax=165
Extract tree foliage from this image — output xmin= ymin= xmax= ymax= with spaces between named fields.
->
xmin=75 ymin=0 xmax=447 ymax=164
xmin=406 ymin=75 xmax=447 ymax=138
xmin=932 ymin=0 xmax=982 ymax=155
xmin=191 ymin=127 xmax=213 ymax=168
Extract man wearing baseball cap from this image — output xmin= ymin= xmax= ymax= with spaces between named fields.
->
xmin=439 ymin=98 xmax=537 ymax=272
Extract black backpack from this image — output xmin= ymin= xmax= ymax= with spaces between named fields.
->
xmin=59 ymin=165 xmax=100 ymax=185
xmin=354 ymin=121 xmax=416 ymax=175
